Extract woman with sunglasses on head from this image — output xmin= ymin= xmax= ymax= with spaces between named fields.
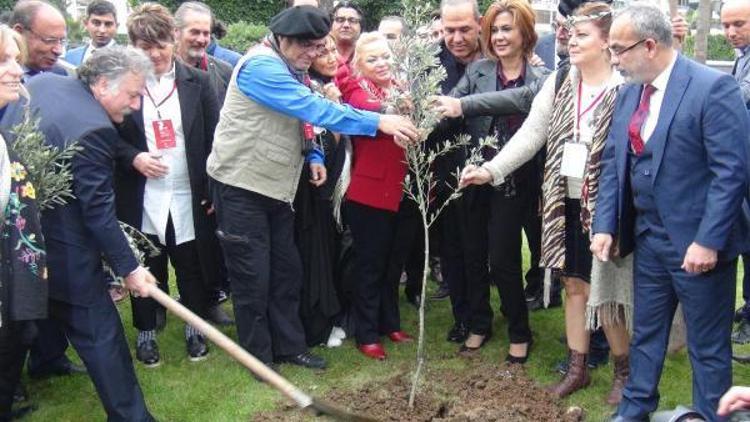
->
xmin=340 ymin=32 xmax=414 ymax=360
xmin=0 ymin=24 xmax=48 ymax=420
xmin=461 ymin=2 xmax=632 ymax=403
xmin=294 ymin=34 xmax=354 ymax=348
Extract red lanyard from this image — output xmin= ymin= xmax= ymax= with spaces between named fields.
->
xmin=145 ymin=81 xmax=177 ymax=120
xmin=576 ymin=80 xmax=607 ymax=136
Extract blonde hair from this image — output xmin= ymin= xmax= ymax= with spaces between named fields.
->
xmin=0 ymin=24 xmax=29 ymax=100
xmin=352 ymin=31 xmax=390 ymax=76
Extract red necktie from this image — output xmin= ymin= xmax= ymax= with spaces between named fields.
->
xmin=628 ymin=84 xmax=657 ymax=155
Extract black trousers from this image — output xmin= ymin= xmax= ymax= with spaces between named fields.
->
xmin=212 ymin=181 xmax=307 ymax=363
xmin=487 ymin=189 xmax=533 ymax=344
xmin=131 ymin=216 xmax=208 ymax=331
xmin=51 ymin=294 xmax=153 ymax=421
xmin=0 ymin=321 xmax=33 ymax=418
xmin=347 ymin=201 xmax=401 ymax=345
xmin=386 ymin=199 xmax=424 ymax=300
xmin=444 ymin=186 xmax=493 ymax=334
xmin=27 ymin=318 xmax=69 ymax=374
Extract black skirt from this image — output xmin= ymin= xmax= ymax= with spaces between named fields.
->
xmin=563 ymin=198 xmax=592 ymax=282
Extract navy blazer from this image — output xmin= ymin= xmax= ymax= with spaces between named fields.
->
xmin=25 ymin=75 xmax=139 ymax=306
xmin=64 ymin=45 xmax=87 ymax=67
xmin=593 ymin=55 xmax=750 ymax=260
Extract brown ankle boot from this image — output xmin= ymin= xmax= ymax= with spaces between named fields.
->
xmin=606 ymin=354 xmax=629 ymax=405
xmin=547 ymin=350 xmax=591 ymax=398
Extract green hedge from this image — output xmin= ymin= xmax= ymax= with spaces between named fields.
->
xmin=221 ymin=21 xmax=268 ymax=54
xmin=682 ymin=34 xmax=735 ymax=61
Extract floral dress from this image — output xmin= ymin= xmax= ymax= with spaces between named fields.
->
xmin=0 ymin=147 xmax=46 ymax=327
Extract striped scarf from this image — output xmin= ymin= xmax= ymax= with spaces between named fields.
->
xmin=540 ymin=73 xmax=619 ymax=271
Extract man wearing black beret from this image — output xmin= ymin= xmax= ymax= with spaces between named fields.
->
xmin=206 ymin=6 xmax=418 ymax=371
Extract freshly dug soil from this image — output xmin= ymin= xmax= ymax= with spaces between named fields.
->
xmin=253 ymin=363 xmax=581 ymax=421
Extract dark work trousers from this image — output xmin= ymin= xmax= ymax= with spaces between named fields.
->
xmin=27 ymin=318 xmax=69 ymax=374
xmin=487 ymin=188 xmax=533 ymax=344
xmin=386 ymin=199 xmax=424 ymax=301
xmin=50 ymin=294 xmax=153 ymax=421
xmin=131 ymin=216 xmax=209 ymax=331
xmin=0 ymin=321 xmax=33 ymax=418
xmin=346 ymin=200 xmax=401 ymax=345
xmin=449 ymin=186 xmax=493 ymax=335
xmin=211 ymin=181 xmax=307 ymax=364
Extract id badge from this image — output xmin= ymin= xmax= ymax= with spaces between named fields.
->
xmin=153 ymin=119 xmax=176 ymax=150
xmin=560 ymin=142 xmax=589 ymax=179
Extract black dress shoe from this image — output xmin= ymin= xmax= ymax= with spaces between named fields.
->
xmin=5 ymin=404 xmax=37 ymax=420
xmin=29 ymin=357 xmax=87 ymax=379
xmin=446 ymin=322 xmax=469 ymax=343
xmin=458 ymin=332 xmax=491 ymax=357
xmin=13 ymin=382 xmax=27 ymax=403
xmin=429 ymin=285 xmax=450 ymax=300
xmin=187 ymin=335 xmax=209 ymax=361
xmin=505 ymin=338 xmax=533 ymax=365
xmin=276 ymin=352 xmax=326 ymax=370
xmin=136 ymin=340 xmax=161 ymax=368
xmin=733 ymin=320 xmax=750 ymax=344
xmin=207 ymin=305 xmax=234 ymax=326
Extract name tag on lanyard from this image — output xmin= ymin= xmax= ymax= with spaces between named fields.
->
xmin=153 ymin=119 xmax=176 ymax=150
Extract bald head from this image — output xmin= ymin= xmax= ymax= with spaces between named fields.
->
xmin=11 ymin=1 xmax=66 ymax=71
xmin=721 ymin=0 xmax=750 ymax=49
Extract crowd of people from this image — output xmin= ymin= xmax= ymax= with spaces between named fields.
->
xmin=0 ymin=0 xmax=749 ymax=420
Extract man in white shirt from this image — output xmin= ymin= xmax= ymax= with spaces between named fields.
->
xmin=64 ymin=0 xmax=117 ymax=67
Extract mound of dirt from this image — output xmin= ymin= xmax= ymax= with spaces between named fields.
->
xmin=254 ymin=363 xmax=582 ymax=421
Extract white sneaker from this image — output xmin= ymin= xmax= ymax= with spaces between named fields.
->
xmin=331 ymin=326 xmax=346 ymax=340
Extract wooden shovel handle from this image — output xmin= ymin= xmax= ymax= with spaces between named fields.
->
xmin=146 ymin=284 xmax=313 ymax=409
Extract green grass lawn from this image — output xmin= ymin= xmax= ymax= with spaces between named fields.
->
xmin=19 ymin=256 xmax=750 ymax=421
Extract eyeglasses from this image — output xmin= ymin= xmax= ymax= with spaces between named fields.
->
xmin=297 ymin=39 xmax=328 ymax=55
xmin=551 ymin=21 xmax=569 ymax=34
xmin=609 ymin=39 xmax=647 ymax=57
xmin=334 ymin=16 xmax=361 ymax=25
xmin=26 ymin=27 xmax=67 ymax=48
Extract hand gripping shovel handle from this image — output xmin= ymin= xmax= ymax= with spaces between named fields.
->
xmin=146 ymin=284 xmax=313 ymax=408
xmin=146 ymin=284 xmax=379 ymax=422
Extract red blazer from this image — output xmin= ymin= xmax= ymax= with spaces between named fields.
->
xmin=342 ymin=77 xmax=407 ymax=212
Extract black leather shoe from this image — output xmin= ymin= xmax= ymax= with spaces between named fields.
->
xmin=136 ymin=340 xmax=161 ymax=368
xmin=5 ymin=404 xmax=37 ymax=420
xmin=527 ymin=293 xmax=562 ymax=311
xmin=276 ymin=352 xmax=327 ymax=370
xmin=187 ymin=335 xmax=209 ymax=361
xmin=29 ymin=357 xmax=87 ymax=378
xmin=733 ymin=320 xmax=750 ymax=344
xmin=505 ymin=338 xmax=534 ymax=365
xmin=13 ymin=382 xmax=27 ymax=403
xmin=207 ymin=305 xmax=234 ymax=326
xmin=446 ymin=322 xmax=469 ymax=343
xmin=430 ymin=285 xmax=450 ymax=300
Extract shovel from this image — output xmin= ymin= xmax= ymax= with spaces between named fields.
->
xmin=147 ymin=284 xmax=378 ymax=422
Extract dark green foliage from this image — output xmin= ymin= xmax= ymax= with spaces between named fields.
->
xmin=682 ymin=34 xmax=735 ymax=61
xmin=220 ymin=21 xmax=268 ymax=53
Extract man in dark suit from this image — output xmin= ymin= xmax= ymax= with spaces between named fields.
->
xmin=27 ymin=45 xmax=157 ymax=421
xmin=592 ymin=4 xmax=750 ymax=420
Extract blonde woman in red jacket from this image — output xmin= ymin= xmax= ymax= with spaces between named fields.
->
xmin=341 ymin=32 xmax=412 ymax=360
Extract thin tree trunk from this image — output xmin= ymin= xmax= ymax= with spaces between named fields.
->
xmin=408 ymin=194 xmax=430 ymax=408
xmin=694 ymin=0 xmax=711 ymax=63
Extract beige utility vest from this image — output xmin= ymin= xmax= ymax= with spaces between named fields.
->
xmin=206 ymin=46 xmax=304 ymax=203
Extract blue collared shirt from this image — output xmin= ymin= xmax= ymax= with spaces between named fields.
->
xmin=235 ymin=54 xmax=380 ymax=164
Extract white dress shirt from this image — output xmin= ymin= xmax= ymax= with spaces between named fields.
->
xmin=81 ymin=39 xmax=116 ymax=64
xmin=141 ymin=63 xmax=195 ymax=246
xmin=642 ymin=52 xmax=678 ymax=144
